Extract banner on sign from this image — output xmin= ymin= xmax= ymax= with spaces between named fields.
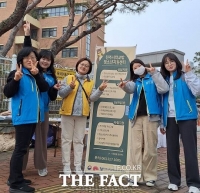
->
xmin=84 ymin=46 xmax=136 ymax=176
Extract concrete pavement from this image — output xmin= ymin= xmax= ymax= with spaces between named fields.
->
xmin=0 ymin=133 xmax=200 ymax=193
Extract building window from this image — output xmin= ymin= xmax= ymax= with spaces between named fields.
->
xmin=86 ymin=23 xmax=91 ymax=58
xmin=31 ymin=29 xmax=38 ymax=41
xmin=62 ymin=48 xmax=78 ymax=58
xmin=42 ymin=28 xmax=57 ymax=38
xmin=37 ymin=5 xmax=83 ymax=18
xmin=74 ymin=5 xmax=82 ymax=15
xmin=38 ymin=7 xmax=69 ymax=17
xmin=0 ymin=2 xmax=6 ymax=7
xmin=63 ymin=27 xmax=78 ymax=36
xmin=0 ymin=45 xmax=3 ymax=51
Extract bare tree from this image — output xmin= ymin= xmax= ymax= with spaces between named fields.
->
xmin=1 ymin=0 xmax=43 ymax=56
xmin=0 ymin=0 xmax=181 ymax=57
xmin=0 ymin=0 xmax=29 ymax=37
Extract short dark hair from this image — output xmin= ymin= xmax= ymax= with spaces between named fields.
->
xmin=130 ymin=58 xmax=146 ymax=81
xmin=75 ymin=57 xmax=92 ymax=74
xmin=17 ymin=47 xmax=38 ymax=67
xmin=160 ymin=53 xmax=182 ymax=80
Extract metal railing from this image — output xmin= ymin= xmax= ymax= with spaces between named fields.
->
xmin=0 ymin=57 xmax=12 ymax=113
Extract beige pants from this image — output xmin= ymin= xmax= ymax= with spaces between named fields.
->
xmin=129 ymin=116 xmax=158 ymax=182
xmin=23 ymin=112 xmax=49 ymax=170
xmin=61 ymin=115 xmax=87 ymax=167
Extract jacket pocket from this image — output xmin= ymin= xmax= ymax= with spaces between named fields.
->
xmin=18 ymin=99 xmax=22 ymax=116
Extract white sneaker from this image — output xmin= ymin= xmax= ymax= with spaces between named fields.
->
xmin=168 ymin=183 xmax=178 ymax=191
xmin=38 ymin=168 xmax=48 ymax=177
xmin=63 ymin=165 xmax=71 ymax=175
xmin=75 ymin=165 xmax=83 ymax=175
xmin=146 ymin=180 xmax=155 ymax=187
xmin=189 ymin=186 xmax=200 ymax=193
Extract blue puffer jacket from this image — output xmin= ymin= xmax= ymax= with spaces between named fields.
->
xmin=41 ymin=71 xmax=56 ymax=112
xmin=162 ymin=71 xmax=198 ymax=127
xmin=12 ymin=68 xmax=45 ymax=125
xmin=129 ymin=73 xmax=162 ymax=120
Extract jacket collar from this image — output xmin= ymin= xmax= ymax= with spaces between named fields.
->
xmin=136 ymin=73 xmax=151 ymax=82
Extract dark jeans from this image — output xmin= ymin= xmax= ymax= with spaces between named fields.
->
xmin=8 ymin=124 xmax=36 ymax=188
xmin=166 ymin=118 xmax=200 ymax=188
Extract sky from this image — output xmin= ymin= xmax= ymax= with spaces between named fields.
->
xmin=105 ymin=0 xmax=200 ymax=64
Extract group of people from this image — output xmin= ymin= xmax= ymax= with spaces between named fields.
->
xmin=118 ymin=55 xmax=200 ymax=193
xmin=3 ymin=22 xmax=108 ymax=193
xmin=3 ymin=22 xmax=200 ymax=193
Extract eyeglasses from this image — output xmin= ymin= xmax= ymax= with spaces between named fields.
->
xmin=23 ymin=56 xmax=36 ymax=61
xmin=80 ymin=63 xmax=90 ymax=68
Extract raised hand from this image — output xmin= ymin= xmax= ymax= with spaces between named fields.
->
xmin=69 ymin=76 xmax=76 ymax=89
xmin=23 ymin=21 xmax=30 ymax=36
xmin=99 ymin=80 xmax=108 ymax=91
xmin=145 ymin=63 xmax=155 ymax=73
xmin=53 ymin=81 xmax=61 ymax=90
xmin=183 ymin=59 xmax=191 ymax=73
xmin=30 ymin=60 xmax=39 ymax=75
xmin=14 ymin=64 xmax=23 ymax=81
xmin=118 ymin=78 xmax=128 ymax=89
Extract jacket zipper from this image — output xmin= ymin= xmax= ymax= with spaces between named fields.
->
xmin=132 ymin=85 xmax=142 ymax=119
xmin=173 ymin=82 xmax=177 ymax=123
xmin=186 ymin=100 xmax=193 ymax=113
xmin=32 ymin=77 xmax=39 ymax=122
xmin=30 ymin=79 xmax=34 ymax=91
xmin=142 ymin=79 xmax=149 ymax=116
xmin=18 ymin=99 xmax=22 ymax=116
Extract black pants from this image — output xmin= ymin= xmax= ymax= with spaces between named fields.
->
xmin=166 ymin=117 xmax=200 ymax=187
xmin=8 ymin=124 xmax=36 ymax=188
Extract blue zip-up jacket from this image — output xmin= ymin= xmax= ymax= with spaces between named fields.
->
xmin=42 ymin=72 xmax=57 ymax=112
xmin=162 ymin=71 xmax=198 ymax=127
xmin=4 ymin=68 xmax=49 ymax=125
xmin=129 ymin=73 xmax=162 ymax=120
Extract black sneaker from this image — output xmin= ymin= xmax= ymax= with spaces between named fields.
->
xmin=9 ymin=184 xmax=35 ymax=193
xmin=7 ymin=179 xmax=32 ymax=186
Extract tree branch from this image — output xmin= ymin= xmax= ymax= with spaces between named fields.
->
xmin=0 ymin=0 xmax=29 ymax=37
xmin=1 ymin=0 xmax=42 ymax=56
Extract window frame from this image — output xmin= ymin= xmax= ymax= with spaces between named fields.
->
xmin=62 ymin=47 xmax=78 ymax=58
xmin=42 ymin=28 xmax=57 ymax=38
xmin=63 ymin=27 xmax=79 ymax=36
xmin=0 ymin=2 xmax=6 ymax=7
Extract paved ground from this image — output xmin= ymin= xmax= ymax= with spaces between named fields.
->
xmin=1 ymin=133 xmax=200 ymax=193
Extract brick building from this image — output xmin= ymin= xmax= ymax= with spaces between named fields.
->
xmin=0 ymin=0 xmax=105 ymax=68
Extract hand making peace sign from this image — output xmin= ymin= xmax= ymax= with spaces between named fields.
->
xmin=99 ymin=80 xmax=108 ymax=91
xmin=183 ymin=59 xmax=191 ymax=73
xmin=54 ymin=81 xmax=61 ymax=90
xmin=69 ymin=76 xmax=76 ymax=89
xmin=14 ymin=64 xmax=23 ymax=81
xmin=23 ymin=21 xmax=30 ymax=36
xmin=118 ymin=78 xmax=129 ymax=89
xmin=145 ymin=63 xmax=155 ymax=73
xmin=30 ymin=60 xmax=39 ymax=75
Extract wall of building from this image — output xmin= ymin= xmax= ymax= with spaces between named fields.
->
xmin=0 ymin=0 xmax=105 ymax=68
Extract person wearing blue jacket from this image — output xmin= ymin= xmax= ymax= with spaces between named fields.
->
xmin=118 ymin=59 xmax=169 ymax=187
xmin=160 ymin=53 xmax=200 ymax=193
xmin=4 ymin=47 xmax=49 ymax=193
xmin=22 ymin=22 xmax=60 ymax=177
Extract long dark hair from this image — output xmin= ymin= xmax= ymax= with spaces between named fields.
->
xmin=75 ymin=57 xmax=92 ymax=74
xmin=17 ymin=47 xmax=38 ymax=66
xmin=130 ymin=58 xmax=147 ymax=81
xmin=160 ymin=53 xmax=183 ymax=80
xmin=38 ymin=50 xmax=57 ymax=82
